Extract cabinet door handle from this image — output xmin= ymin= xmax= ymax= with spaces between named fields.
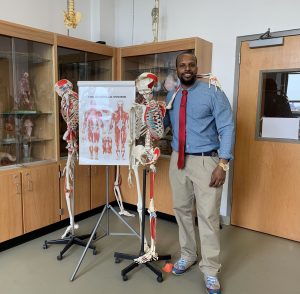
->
xmin=92 ymin=166 xmax=98 ymax=175
xmin=13 ymin=174 xmax=21 ymax=195
xmin=25 ymin=172 xmax=33 ymax=191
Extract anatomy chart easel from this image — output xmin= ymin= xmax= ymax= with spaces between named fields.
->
xmin=70 ymin=81 xmax=139 ymax=281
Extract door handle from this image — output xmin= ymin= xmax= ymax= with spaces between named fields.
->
xmin=12 ymin=174 xmax=21 ymax=195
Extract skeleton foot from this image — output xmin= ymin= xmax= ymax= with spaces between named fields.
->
xmin=61 ymin=223 xmax=79 ymax=239
xmin=118 ymin=209 xmax=135 ymax=217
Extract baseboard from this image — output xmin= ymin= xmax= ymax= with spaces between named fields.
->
xmin=0 ymin=205 xmax=104 ymax=252
xmin=220 ymin=215 xmax=230 ymax=225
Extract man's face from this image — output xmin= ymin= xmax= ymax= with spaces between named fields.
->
xmin=176 ymin=54 xmax=198 ymax=87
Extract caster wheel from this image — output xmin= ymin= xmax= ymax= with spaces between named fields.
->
xmin=115 ymin=258 xmax=121 ymax=264
xmin=157 ymin=276 xmax=163 ymax=283
xmin=122 ymin=275 xmax=128 ymax=281
xmin=43 ymin=243 xmax=48 ymax=249
xmin=57 ymin=254 xmax=63 ymax=261
xmin=93 ymin=249 xmax=97 ymax=255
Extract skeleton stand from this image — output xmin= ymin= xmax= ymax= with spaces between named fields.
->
xmin=70 ymin=166 xmax=140 ymax=281
xmin=43 ymin=170 xmax=96 ymax=260
xmin=114 ymin=168 xmax=171 ymax=283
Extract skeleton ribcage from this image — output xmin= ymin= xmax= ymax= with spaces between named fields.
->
xmin=145 ymin=100 xmax=164 ymax=140
xmin=61 ymin=91 xmax=79 ymax=131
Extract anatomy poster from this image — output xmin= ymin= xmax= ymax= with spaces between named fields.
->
xmin=78 ymin=81 xmax=135 ymax=165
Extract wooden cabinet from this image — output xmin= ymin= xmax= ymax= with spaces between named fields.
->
xmin=117 ymin=38 xmax=212 ymax=215
xmin=0 ymin=170 xmax=23 ymax=242
xmin=91 ymin=165 xmax=116 ymax=209
xmin=22 ymin=163 xmax=60 ymax=233
xmin=91 ymin=165 xmax=106 ymax=209
xmin=59 ymin=161 xmax=91 ymax=220
xmin=0 ymin=163 xmax=60 ymax=241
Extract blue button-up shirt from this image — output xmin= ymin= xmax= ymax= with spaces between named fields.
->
xmin=164 ymin=80 xmax=234 ymax=160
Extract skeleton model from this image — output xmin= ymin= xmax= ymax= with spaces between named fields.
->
xmin=109 ymin=101 xmax=129 ymax=160
xmin=151 ymin=0 xmax=159 ymax=42
xmin=128 ymin=72 xmax=166 ymax=263
xmin=82 ymin=106 xmax=103 ymax=160
xmin=55 ymin=79 xmax=79 ymax=238
xmin=64 ymin=0 xmax=81 ymax=29
xmin=23 ymin=118 xmax=34 ymax=138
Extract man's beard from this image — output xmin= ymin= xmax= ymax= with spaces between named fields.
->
xmin=179 ymin=74 xmax=197 ymax=86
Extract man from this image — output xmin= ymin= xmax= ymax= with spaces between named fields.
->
xmin=164 ymin=52 xmax=234 ymax=294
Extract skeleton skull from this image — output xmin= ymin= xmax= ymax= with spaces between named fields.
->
xmin=136 ymin=73 xmax=158 ymax=98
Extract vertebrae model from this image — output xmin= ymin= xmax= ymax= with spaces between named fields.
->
xmin=129 ymin=72 xmax=166 ymax=263
xmin=64 ymin=0 xmax=81 ymax=29
xmin=55 ymin=79 xmax=79 ymax=238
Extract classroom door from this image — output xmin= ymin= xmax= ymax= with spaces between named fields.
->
xmin=231 ymin=34 xmax=300 ymax=241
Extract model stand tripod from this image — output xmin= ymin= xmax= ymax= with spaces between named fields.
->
xmin=42 ymin=172 xmax=96 ymax=260
xmin=70 ymin=165 xmax=140 ymax=281
xmin=114 ymin=168 xmax=171 ymax=282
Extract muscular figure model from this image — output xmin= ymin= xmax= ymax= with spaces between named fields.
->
xmin=110 ymin=101 xmax=129 ymax=160
xmin=82 ymin=107 xmax=103 ymax=160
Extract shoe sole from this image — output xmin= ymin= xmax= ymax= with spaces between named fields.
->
xmin=171 ymin=261 xmax=197 ymax=276
xmin=205 ymin=290 xmax=221 ymax=294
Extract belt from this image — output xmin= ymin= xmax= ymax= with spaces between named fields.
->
xmin=185 ymin=150 xmax=218 ymax=157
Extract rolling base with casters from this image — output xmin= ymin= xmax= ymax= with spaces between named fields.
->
xmin=43 ymin=233 xmax=97 ymax=260
xmin=114 ymin=251 xmax=171 ymax=282
xmin=114 ymin=169 xmax=171 ymax=283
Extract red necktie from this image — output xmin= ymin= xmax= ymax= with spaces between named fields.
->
xmin=177 ymin=89 xmax=188 ymax=169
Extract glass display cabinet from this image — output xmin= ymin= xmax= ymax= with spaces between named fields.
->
xmin=57 ymin=35 xmax=114 ymax=157
xmin=119 ymin=37 xmax=212 ymax=156
xmin=0 ymin=35 xmax=55 ymax=167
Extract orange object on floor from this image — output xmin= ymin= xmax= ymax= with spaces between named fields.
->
xmin=162 ymin=262 xmax=173 ymax=273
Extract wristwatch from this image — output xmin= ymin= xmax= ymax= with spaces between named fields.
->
xmin=218 ymin=162 xmax=229 ymax=171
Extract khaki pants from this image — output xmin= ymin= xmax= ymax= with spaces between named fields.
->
xmin=169 ymin=151 xmax=222 ymax=276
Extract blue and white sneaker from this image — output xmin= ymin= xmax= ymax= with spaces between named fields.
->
xmin=204 ymin=275 xmax=221 ymax=294
xmin=172 ymin=258 xmax=197 ymax=275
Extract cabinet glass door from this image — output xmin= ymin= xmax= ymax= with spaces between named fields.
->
xmin=0 ymin=36 xmax=54 ymax=167
xmin=57 ymin=47 xmax=112 ymax=157
xmin=122 ymin=49 xmax=193 ymax=155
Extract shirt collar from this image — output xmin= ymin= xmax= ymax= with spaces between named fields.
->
xmin=179 ymin=80 xmax=199 ymax=92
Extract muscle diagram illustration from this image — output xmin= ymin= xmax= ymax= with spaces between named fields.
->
xmin=82 ymin=106 xmax=103 ymax=160
xmin=109 ymin=101 xmax=129 ymax=160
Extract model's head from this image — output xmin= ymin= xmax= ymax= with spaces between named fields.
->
xmin=117 ymin=101 xmax=123 ymax=110
xmin=176 ymin=53 xmax=198 ymax=87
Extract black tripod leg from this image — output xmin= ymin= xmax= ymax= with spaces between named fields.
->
xmin=121 ymin=262 xmax=139 ymax=281
xmin=158 ymin=254 xmax=171 ymax=261
xmin=145 ymin=262 xmax=163 ymax=282
xmin=114 ymin=252 xmax=138 ymax=262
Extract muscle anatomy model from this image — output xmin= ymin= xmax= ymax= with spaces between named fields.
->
xmin=55 ymin=79 xmax=79 ymax=238
xmin=110 ymin=101 xmax=129 ymax=160
xmin=128 ymin=72 xmax=166 ymax=263
xmin=82 ymin=106 xmax=103 ymax=160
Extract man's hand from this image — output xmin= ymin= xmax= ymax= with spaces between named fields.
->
xmin=209 ymin=165 xmax=226 ymax=188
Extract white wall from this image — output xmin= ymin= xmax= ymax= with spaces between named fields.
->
xmin=0 ymin=0 xmax=96 ymax=40
xmin=114 ymin=0 xmax=300 ymax=217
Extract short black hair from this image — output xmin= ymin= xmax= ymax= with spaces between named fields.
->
xmin=175 ymin=52 xmax=197 ymax=67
